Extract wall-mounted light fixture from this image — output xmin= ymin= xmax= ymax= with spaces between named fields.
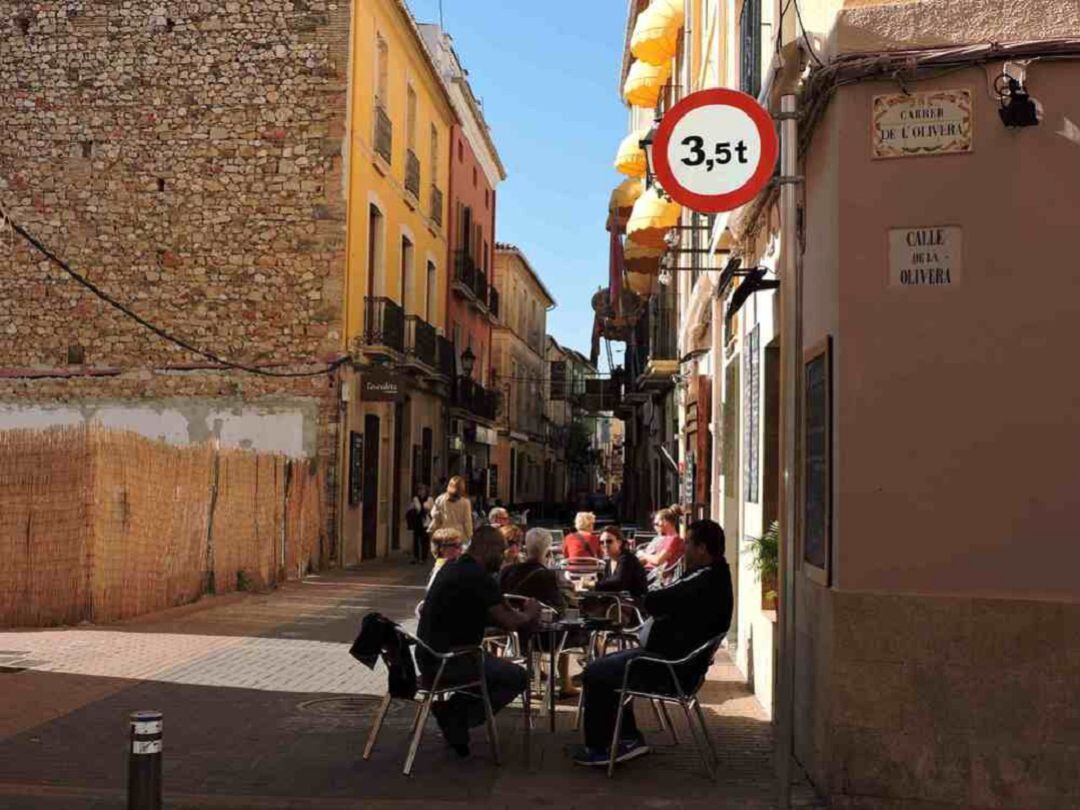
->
xmin=996 ymin=73 xmax=1042 ymax=128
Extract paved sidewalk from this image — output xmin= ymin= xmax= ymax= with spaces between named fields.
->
xmin=0 ymin=557 xmax=820 ymax=808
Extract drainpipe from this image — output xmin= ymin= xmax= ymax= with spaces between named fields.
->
xmin=776 ymin=92 xmax=800 ymax=808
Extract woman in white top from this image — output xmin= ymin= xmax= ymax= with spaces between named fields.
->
xmin=428 ymin=475 xmax=474 ymax=541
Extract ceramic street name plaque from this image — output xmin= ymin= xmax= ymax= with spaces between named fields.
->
xmin=872 ymin=90 xmax=972 ymax=159
xmin=888 ymin=226 xmax=962 ymax=288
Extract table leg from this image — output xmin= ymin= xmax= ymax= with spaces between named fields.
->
xmin=548 ymin=631 xmax=557 ymax=733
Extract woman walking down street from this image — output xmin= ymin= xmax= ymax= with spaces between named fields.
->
xmin=429 ymin=475 xmax=474 ymax=540
xmin=407 ymin=484 xmax=435 ymax=565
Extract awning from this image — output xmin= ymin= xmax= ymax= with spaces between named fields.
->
xmin=630 ymin=0 xmax=684 ymax=67
xmin=626 ymin=186 xmax=681 ymax=248
xmin=614 ymin=129 xmax=648 ymax=178
xmin=623 ymin=59 xmax=671 ymax=109
xmin=623 ymin=241 xmax=664 ymax=273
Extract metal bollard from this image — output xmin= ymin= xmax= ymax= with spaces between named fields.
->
xmin=127 ymin=710 xmax=163 ymax=810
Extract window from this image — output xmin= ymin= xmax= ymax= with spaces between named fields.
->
xmin=400 ymin=235 xmax=413 ymax=309
xmin=484 ymin=189 xmax=489 ymax=209
xmin=458 ymin=139 xmax=463 ymax=162
xmin=367 ymin=204 xmax=384 ymax=297
xmin=406 ymin=84 xmax=417 ymax=150
xmin=472 ymin=166 xmax=478 ymax=187
xmin=426 ymin=260 xmax=436 ymax=322
xmin=375 ymin=35 xmax=389 ymax=107
xmin=740 ymin=0 xmax=762 ymax=99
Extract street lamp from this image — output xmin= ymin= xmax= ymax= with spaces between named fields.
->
xmin=638 ymin=119 xmax=660 ymax=188
xmin=460 ymin=345 xmax=476 ymax=378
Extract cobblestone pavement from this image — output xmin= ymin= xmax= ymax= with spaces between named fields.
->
xmin=0 ymin=557 xmax=820 ymax=809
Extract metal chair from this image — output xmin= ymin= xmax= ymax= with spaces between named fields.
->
xmin=607 ymin=636 xmax=724 ymax=779
xmin=362 ymin=625 xmax=501 ymax=776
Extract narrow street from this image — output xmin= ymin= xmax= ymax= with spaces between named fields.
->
xmin=0 ymin=559 xmax=816 ymax=809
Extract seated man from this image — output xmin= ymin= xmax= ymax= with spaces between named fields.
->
xmin=637 ymin=508 xmax=685 ymax=582
xmin=417 ymin=526 xmax=540 ymax=757
xmin=573 ymin=519 xmax=733 ymax=767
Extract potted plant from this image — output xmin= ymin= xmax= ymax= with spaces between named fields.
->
xmin=745 ymin=521 xmax=779 ymax=611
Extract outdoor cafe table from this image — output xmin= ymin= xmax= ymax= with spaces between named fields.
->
xmin=527 ymin=616 xmax=614 ymax=734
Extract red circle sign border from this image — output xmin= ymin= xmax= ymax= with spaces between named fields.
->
xmin=653 ymin=87 xmax=779 ymax=214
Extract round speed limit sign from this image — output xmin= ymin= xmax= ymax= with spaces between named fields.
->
xmin=653 ymin=88 xmax=779 ymax=213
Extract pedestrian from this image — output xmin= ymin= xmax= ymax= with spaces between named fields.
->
xmin=427 ymin=527 xmax=464 ymax=590
xmin=564 ymin=512 xmax=602 ymax=559
xmin=572 ymin=519 xmax=733 ymax=767
xmin=407 ymin=483 xmax=435 ymax=565
xmin=417 ymin=526 xmax=539 ymax=757
xmin=488 ymin=506 xmax=510 ymax=529
xmin=429 ymin=475 xmax=474 ymax=540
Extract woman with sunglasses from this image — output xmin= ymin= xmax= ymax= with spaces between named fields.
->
xmin=594 ymin=526 xmax=648 ymax=600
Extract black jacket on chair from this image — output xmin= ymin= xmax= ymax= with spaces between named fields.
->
xmin=350 ymin=612 xmax=418 ymax=699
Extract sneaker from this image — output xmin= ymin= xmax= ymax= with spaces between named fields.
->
xmin=570 ymin=745 xmax=612 ymax=767
xmin=614 ymin=737 xmax=651 ymax=763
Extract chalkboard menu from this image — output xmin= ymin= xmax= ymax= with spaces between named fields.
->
xmin=743 ymin=326 xmax=760 ymax=503
xmin=803 ymin=338 xmax=831 ymax=579
xmin=348 ymin=431 xmax=364 ymax=507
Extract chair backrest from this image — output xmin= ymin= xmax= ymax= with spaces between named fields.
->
xmin=680 ymin=636 xmax=725 ymax=696
xmin=558 ymin=556 xmax=605 ymax=576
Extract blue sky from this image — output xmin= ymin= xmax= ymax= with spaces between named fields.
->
xmin=408 ymin=0 xmax=628 ymax=369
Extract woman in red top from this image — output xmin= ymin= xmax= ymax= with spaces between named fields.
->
xmin=563 ymin=512 xmax=602 ymax=559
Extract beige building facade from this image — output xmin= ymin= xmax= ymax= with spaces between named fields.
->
xmin=609 ymin=0 xmax=1080 ymax=806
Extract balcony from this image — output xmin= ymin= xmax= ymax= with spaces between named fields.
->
xmin=404 ymin=314 xmax=437 ymax=371
xmin=452 ymin=251 xmax=478 ymax=302
xmin=430 ymin=185 xmax=443 ymax=227
xmin=374 ymin=104 xmax=392 ymax=164
xmin=360 ymin=296 xmax=404 ymax=356
xmin=405 ymin=149 xmax=420 ymax=198
xmin=638 ymin=304 xmax=678 ymax=390
xmin=488 ymin=286 xmax=500 ymax=319
xmin=453 ymin=376 xmax=498 ymax=422
xmin=474 ymin=270 xmax=489 ymax=312
xmin=437 ymin=334 xmax=456 ymax=380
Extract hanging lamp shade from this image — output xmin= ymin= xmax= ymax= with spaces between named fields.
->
xmin=630 ymin=0 xmax=684 ymax=67
xmin=614 ymin=129 xmax=648 ymax=178
xmin=623 ymin=59 xmax=671 ymax=109
xmin=623 ymin=241 xmax=664 ymax=273
xmin=625 ymin=270 xmax=657 ymax=297
xmin=609 ymin=178 xmax=644 ymax=217
xmin=626 ymin=187 xmax=681 ymax=248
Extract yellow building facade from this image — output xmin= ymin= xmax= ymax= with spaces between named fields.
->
xmin=340 ymin=0 xmax=459 ymax=565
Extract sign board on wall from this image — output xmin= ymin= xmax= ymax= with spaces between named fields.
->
xmin=872 ymin=90 xmax=972 ymax=159
xmin=888 ymin=226 xmax=962 ymax=288
xmin=360 ymin=368 xmax=403 ymax=402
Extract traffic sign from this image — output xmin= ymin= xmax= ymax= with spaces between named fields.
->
xmin=653 ymin=88 xmax=779 ymax=213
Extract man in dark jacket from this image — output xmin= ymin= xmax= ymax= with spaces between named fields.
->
xmin=572 ymin=519 xmax=733 ymax=767
xmin=418 ymin=526 xmax=539 ymax=757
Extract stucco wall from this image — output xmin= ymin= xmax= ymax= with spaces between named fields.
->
xmin=833 ymin=62 xmax=1080 ymax=600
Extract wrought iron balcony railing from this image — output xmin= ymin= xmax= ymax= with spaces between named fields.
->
xmin=474 ymin=270 xmax=489 ymax=309
xmin=453 ymin=376 xmax=498 ymax=422
xmin=437 ymin=335 xmax=456 ymax=379
xmin=405 ymin=315 xmax=437 ymax=369
xmin=374 ymin=104 xmax=392 ymax=164
xmin=488 ymin=286 xmax=500 ymax=319
xmin=362 ymin=296 xmax=404 ymax=354
xmin=405 ymin=149 xmax=420 ymax=198
xmin=430 ymin=185 xmax=443 ymax=227
xmin=453 ymin=250 xmax=478 ymax=299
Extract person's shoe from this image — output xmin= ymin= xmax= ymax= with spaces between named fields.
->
xmin=570 ymin=745 xmax=611 ymax=767
xmin=614 ymin=737 xmax=651 ymax=763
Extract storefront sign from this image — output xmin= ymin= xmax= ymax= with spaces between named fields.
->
xmin=360 ymin=368 xmax=403 ymax=402
xmin=888 ymin=226 xmax=962 ymax=288
xmin=475 ymin=426 xmax=498 ymax=446
xmin=872 ymin=90 xmax=972 ymax=159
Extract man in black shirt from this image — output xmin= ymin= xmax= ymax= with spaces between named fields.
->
xmin=418 ymin=526 xmax=539 ymax=757
xmin=572 ymin=519 xmax=733 ymax=767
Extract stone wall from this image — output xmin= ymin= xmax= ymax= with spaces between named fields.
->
xmin=0 ymin=2 xmax=353 ymax=553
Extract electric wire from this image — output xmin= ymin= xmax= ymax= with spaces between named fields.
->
xmin=0 ymin=204 xmax=348 ymax=378
xmin=792 ymin=0 xmax=825 ymax=67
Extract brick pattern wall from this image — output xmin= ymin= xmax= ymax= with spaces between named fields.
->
xmin=0 ymin=2 xmax=353 ymax=553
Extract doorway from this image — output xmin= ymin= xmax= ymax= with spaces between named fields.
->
xmin=361 ymin=414 xmax=380 ymax=560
